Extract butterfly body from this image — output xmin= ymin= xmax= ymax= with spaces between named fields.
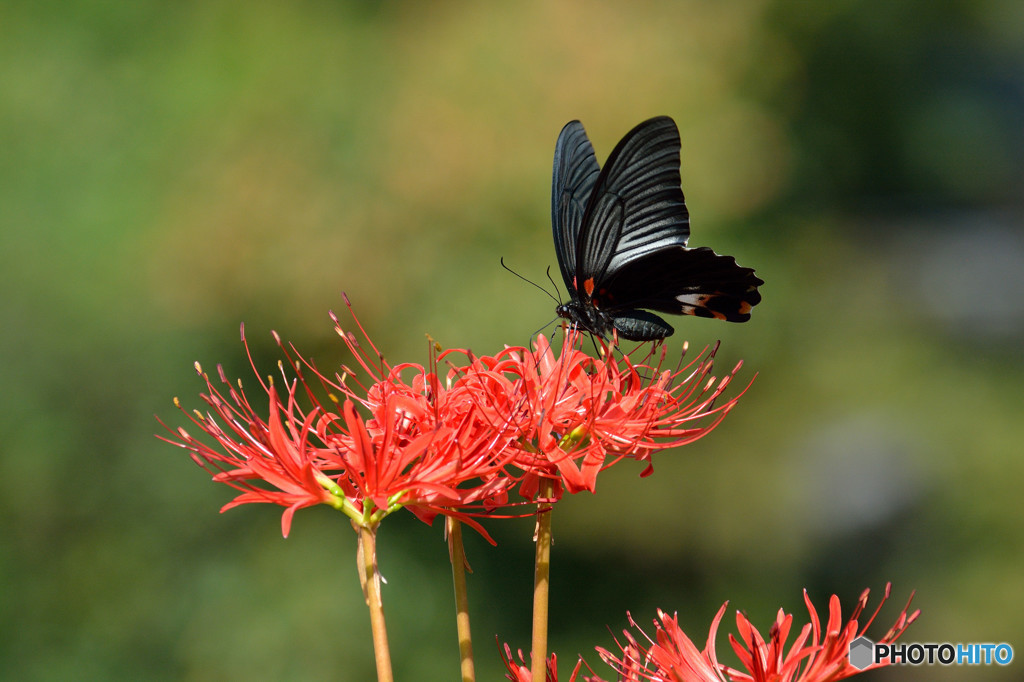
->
xmin=556 ymin=296 xmax=674 ymax=342
xmin=551 ymin=116 xmax=762 ymax=341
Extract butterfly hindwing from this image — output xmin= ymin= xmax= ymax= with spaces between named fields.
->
xmin=600 ymin=246 xmax=762 ymax=322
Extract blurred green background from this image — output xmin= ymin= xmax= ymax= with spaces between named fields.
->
xmin=3 ymin=1 xmax=1023 ymax=680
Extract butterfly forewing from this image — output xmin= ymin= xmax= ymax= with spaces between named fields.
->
xmin=580 ymin=116 xmax=691 ymax=278
xmin=551 ymin=121 xmax=601 ymax=293
xmin=575 ymin=191 xmax=624 ymax=294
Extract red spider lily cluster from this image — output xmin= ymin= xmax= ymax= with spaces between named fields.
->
xmin=590 ymin=583 xmax=918 ymax=682
xmin=490 ymin=332 xmax=747 ymax=499
xmin=160 ymin=324 xmax=520 ymax=539
xmin=498 ymin=584 xmax=918 ymax=681
xmin=161 ymin=303 xmax=749 ymax=538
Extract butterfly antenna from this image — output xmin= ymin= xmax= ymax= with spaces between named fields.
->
xmin=501 ymin=257 xmax=561 ymax=305
xmin=544 ymin=265 xmax=564 ymax=303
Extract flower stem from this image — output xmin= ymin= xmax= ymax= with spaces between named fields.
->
xmin=530 ymin=478 xmax=554 ymax=682
xmin=357 ymin=523 xmax=394 ymax=682
xmin=447 ymin=517 xmax=476 ymax=682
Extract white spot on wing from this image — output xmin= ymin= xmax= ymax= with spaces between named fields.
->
xmin=676 ymin=293 xmax=709 ymax=306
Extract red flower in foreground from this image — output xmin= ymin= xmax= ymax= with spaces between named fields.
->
xmin=596 ymin=584 xmax=918 ymax=682
xmin=159 ymin=308 xmax=521 ymax=538
xmin=159 ymin=359 xmax=341 ymax=537
xmin=160 ymin=302 xmax=754 ymax=536
xmin=487 ymin=330 xmax=751 ymax=498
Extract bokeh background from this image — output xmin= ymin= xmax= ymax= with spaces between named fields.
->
xmin=3 ymin=1 xmax=1023 ymax=680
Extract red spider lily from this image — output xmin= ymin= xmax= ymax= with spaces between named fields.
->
xmin=595 ymin=585 xmax=918 ymax=682
xmin=499 ymin=641 xmax=585 ymax=682
xmin=725 ymin=584 xmax=919 ymax=682
xmin=159 ymin=358 xmax=343 ymax=538
xmin=159 ymin=316 xmax=522 ymax=538
xmin=486 ymin=330 xmax=752 ymax=498
xmin=597 ymin=607 xmax=730 ymax=682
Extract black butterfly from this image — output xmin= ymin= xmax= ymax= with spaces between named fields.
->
xmin=551 ymin=116 xmax=762 ymax=341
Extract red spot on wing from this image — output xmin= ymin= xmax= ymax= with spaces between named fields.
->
xmin=583 ymin=278 xmax=595 ymax=297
